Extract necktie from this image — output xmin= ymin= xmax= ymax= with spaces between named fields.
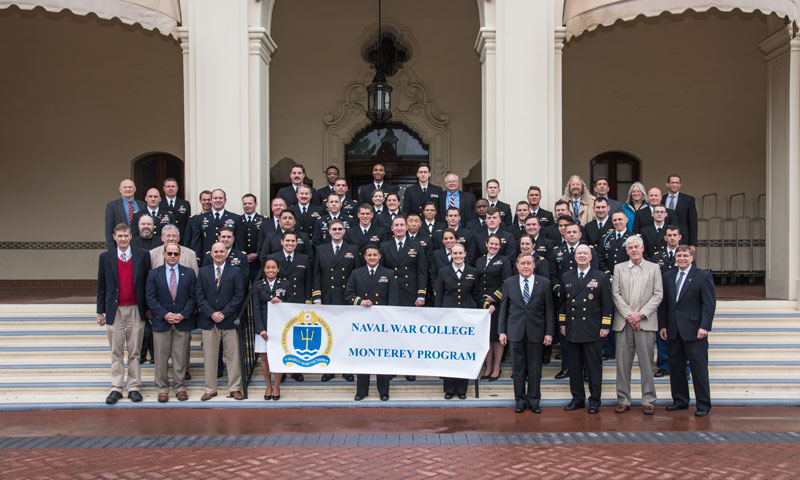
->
xmin=363 ymin=229 xmax=368 ymax=235
xmin=449 ymin=193 xmax=455 ymax=208
xmin=490 ymin=203 xmax=495 ymax=208
xmin=669 ymin=250 xmax=674 ymax=261
xmin=334 ymin=245 xmax=340 ymax=255
xmin=656 ymin=227 xmax=661 ymax=235
xmin=599 ymin=221 xmax=604 ymax=230
xmin=523 ymin=278 xmax=530 ymax=304
xmin=669 ymin=195 xmax=676 ymax=210
xmin=481 ymin=220 xmax=485 ymax=228
xmin=215 ymin=212 xmax=220 ymax=221
xmin=287 ymin=255 xmax=292 ymax=264
xmin=170 ymin=200 xmax=174 ymax=208
xmin=569 ymin=246 xmax=574 ymax=256
xmin=397 ymin=241 xmax=403 ymax=251
xmin=617 ymin=233 xmax=621 ymax=241
xmin=376 ymin=184 xmax=382 ymax=190
xmin=447 ymin=254 xmax=451 ymax=262
xmin=302 ymin=206 xmax=306 ymax=215
xmin=169 ymin=268 xmax=178 ymax=301
xmin=428 ymin=224 xmax=433 ymax=233
xmin=456 ymin=269 xmax=462 ymax=279
xmin=370 ymin=269 xmax=375 ymax=277
xmin=486 ymin=257 xmax=491 ymax=267
xmin=579 ymin=271 xmax=585 ymax=280
xmin=391 ymin=212 xmax=396 ymax=220
xmin=573 ymin=199 xmax=580 ymax=219
xmin=151 ymin=210 xmax=157 ymax=217
xmin=215 ymin=266 xmax=221 ymax=289
xmin=120 ymin=252 xmax=128 ymax=262
xmin=676 ymin=270 xmax=685 ymax=299
xmin=422 ymin=187 xmax=427 ymax=194
xmin=128 ymin=201 xmax=134 ymax=225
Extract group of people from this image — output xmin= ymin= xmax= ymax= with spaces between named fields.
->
xmin=98 ymin=162 xmax=715 ymax=416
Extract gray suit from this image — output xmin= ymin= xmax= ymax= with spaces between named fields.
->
xmin=611 ymin=259 xmax=663 ymax=407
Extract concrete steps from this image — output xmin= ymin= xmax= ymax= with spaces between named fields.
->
xmin=0 ymin=302 xmax=798 ymax=408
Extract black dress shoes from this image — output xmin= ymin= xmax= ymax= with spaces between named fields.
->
xmin=588 ymin=405 xmax=600 ymax=414
xmin=406 ymin=376 xmax=416 ymax=381
xmin=480 ymin=375 xmax=490 ymax=380
xmin=380 ymin=394 xmax=389 ymax=401
xmin=666 ymin=403 xmax=689 ymax=411
xmin=343 ymin=374 xmax=355 ymax=382
xmin=321 ymin=374 xmax=334 ymax=382
xmin=530 ymin=405 xmax=542 ymax=414
xmin=444 ymin=393 xmax=454 ymax=400
xmin=555 ymin=369 xmax=570 ymax=379
xmin=457 ymin=393 xmax=467 ymax=400
xmin=654 ymin=368 xmax=670 ymax=378
xmin=292 ymin=373 xmax=304 ymax=382
xmin=105 ymin=391 xmax=122 ymax=405
xmin=515 ymin=403 xmax=527 ymax=413
xmin=354 ymin=393 xmax=366 ymax=401
xmin=128 ymin=391 xmax=143 ymax=403
xmin=564 ymin=401 xmax=585 ymax=411
xmin=694 ymin=410 xmax=710 ymax=417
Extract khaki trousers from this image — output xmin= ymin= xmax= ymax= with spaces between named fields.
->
xmin=615 ymin=324 xmax=657 ymax=406
xmin=106 ymin=305 xmax=145 ymax=393
xmin=153 ymin=327 xmax=192 ymax=394
xmin=202 ymin=327 xmax=242 ymax=394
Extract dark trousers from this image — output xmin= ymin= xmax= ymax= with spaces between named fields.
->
xmin=356 ymin=374 xmax=391 ymax=397
xmin=566 ymin=340 xmax=603 ymax=407
xmin=140 ymin=321 xmax=154 ymax=362
xmin=656 ymin=335 xmax=670 ymax=370
xmin=510 ymin=338 xmax=544 ymax=407
xmin=556 ymin=328 xmax=570 ymax=370
xmin=443 ymin=377 xmax=469 ymax=396
xmin=603 ymin=330 xmax=616 ymax=356
xmin=668 ymin=337 xmax=711 ymax=411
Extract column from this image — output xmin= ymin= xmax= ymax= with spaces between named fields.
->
xmin=759 ymin=23 xmax=800 ymax=301
xmin=248 ymin=27 xmax=277 ymax=213
xmin=494 ymin=0 xmax=562 ymax=208
xmin=476 ymin=26 xmax=497 ymax=184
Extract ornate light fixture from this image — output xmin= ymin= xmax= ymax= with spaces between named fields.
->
xmin=366 ymin=0 xmax=392 ymax=125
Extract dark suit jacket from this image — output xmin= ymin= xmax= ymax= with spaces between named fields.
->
xmin=130 ymin=208 xmax=176 ymax=239
xmin=490 ymin=200 xmax=513 ymax=227
xmin=202 ymin=249 xmax=250 ymax=286
xmin=660 ymin=266 xmax=716 ymax=341
xmin=662 ymin=193 xmax=698 ymax=246
xmin=160 ymin=197 xmax=191 ymax=239
xmin=438 ymin=190 xmax=477 ymax=224
xmin=632 ymin=206 xmax=678 ymax=235
xmin=558 ymin=268 xmax=613 ymax=343
xmin=358 ymin=182 xmax=398 ymax=205
xmin=195 ymin=263 xmax=246 ymax=330
xmin=379 ymin=238 xmax=428 ymax=306
xmin=474 ymin=254 xmax=513 ymax=304
xmin=584 ymin=218 xmax=614 ymax=249
xmin=104 ymin=198 xmax=146 ymax=249
xmin=530 ymin=208 xmax=555 ymax=228
xmin=640 ymin=224 xmax=668 ymax=260
xmin=193 ymin=210 xmax=243 ymax=257
xmin=344 ymin=223 xmax=388 ymax=255
xmin=498 ymin=274 xmax=554 ymax=343
xmin=434 ymin=265 xmax=483 ymax=308
xmin=256 ymin=216 xmax=281 ymax=255
xmin=474 ymin=229 xmax=518 ymax=261
xmin=403 ymin=183 xmax=443 ymax=215
xmin=277 ymin=184 xmax=321 ymax=206
xmin=145 ymin=264 xmax=197 ymax=332
xmin=288 ymin=204 xmax=325 ymax=239
xmin=312 ymin=242 xmax=361 ymax=304
xmin=96 ymin=247 xmax=151 ymax=325
xmin=432 ymin=227 xmax=477 ymax=264
xmin=259 ymin=229 xmax=313 ymax=264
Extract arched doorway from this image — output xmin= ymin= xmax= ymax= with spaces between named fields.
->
xmin=133 ymin=152 xmax=185 ymax=200
xmin=589 ymin=151 xmax=641 ymax=201
xmin=344 ymin=123 xmax=429 ymax=192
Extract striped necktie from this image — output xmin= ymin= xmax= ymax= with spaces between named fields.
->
xmin=523 ymin=278 xmax=530 ymax=304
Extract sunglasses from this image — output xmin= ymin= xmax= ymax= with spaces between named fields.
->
xmin=165 ymin=252 xmax=180 ymax=257
xmin=329 ymin=227 xmax=345 ymax=231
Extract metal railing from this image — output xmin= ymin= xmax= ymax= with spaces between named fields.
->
xmin=233 ymin=286 xmax=258 ymax=399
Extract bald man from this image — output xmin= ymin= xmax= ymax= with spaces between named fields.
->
xmin=105 ymin=179 xmax=146 ymax=249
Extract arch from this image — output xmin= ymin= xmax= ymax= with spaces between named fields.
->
xmin=323 ymin=69 xmax=451 ymax=186
xmin=563 ymin=0 xmax=799 ymax=40
xmin=589 ymin=150 xmax=641 ymax=201
xmin=0 ymin=0 xmax=181 ymax=37
xmin=133 ymin=151 xmax=184 ymax=200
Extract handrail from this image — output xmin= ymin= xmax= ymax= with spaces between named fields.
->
xmin=233 ymin=283 xmax=258 ymax=399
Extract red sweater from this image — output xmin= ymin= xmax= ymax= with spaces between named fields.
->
xmin=117 ymin=257 xmax=137 ymax=306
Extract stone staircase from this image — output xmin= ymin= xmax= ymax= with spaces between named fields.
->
xmin=0 ymin=302 xmax=797 ymax=409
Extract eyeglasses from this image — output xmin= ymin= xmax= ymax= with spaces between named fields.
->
xmin=165 ymin=252 xmax=180 ymax=257
xmin=329 ymin=227 xmax=345 ymax=231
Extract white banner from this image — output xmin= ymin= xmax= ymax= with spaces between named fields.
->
xmin=266 ymin=303 xmax=490 ymax=379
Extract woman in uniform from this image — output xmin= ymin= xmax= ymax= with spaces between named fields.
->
xmin=434 ymin=243 xmax=494 ymax=399
xmin=474 ymin=234 xmax=512 ymax=381
xmin=430 ymin=228 xmax=458 ymax=287
xmin=252 ymin=258 xmax=288 ymax=400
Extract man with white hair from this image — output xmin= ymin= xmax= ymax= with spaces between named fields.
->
xmin=560 ymin=175 xmax=595 ymax=226
xmin=150 ymin=224 xmax=199 ymax=274
xmin=611 ymin=235 xmax=663 ymax=415
xmin=438 ymin=172 xmax=476 ymax=225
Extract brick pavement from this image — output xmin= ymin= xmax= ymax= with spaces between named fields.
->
xmin=1 ymin=444 xmax=798 ymax=479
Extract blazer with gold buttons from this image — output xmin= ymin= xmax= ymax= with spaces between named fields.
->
xmin=266 ymin=251 xmax=312 ymax=304
xmin=558 ymin=267 xmax=613 ymax=343
xmin=345 ymin=265 xmax=399 ymax=306
xmin=433 ymin=264 xmax=485 ymax=309
xmin=311 ymin=241 xmax=361 ymax=305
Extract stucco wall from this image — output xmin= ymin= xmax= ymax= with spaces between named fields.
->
xmin=0 ymin=8 xmax=184 ymax=279
xmin=269 ymin=0 xmax=481 ymax=184
xmin=563 ymin=10 xmax=767 ymax=219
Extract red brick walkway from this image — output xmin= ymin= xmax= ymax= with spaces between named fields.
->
xmin=2 ymin=444 xmax=798 ymax=479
